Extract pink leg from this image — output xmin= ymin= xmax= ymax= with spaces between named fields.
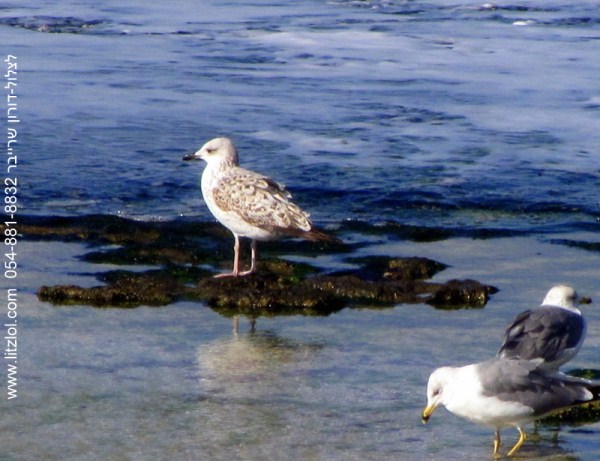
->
xmin=238 ymin=240 xmax=258 ymax=276
xmin=214 ymin=234 xmax=242 ymax=278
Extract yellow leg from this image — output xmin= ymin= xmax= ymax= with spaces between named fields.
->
xmin=506 ymin=427 xmax=527 ymax=457
xmin=493 ymin=430 xmax=501 ymax=457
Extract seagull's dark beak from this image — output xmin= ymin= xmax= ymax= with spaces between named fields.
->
xmin=182 ymin=152 xmax=200 ymax=161
xmin=580 ymin=296 xmax=592 ymax=305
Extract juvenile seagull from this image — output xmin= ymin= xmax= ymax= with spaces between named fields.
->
xmin=497 ymin=285 xmax=591 ymax=370
xmin=422 ymin=357 xmax=600 ymax=457
xmin=183 ymin=137 xmax=337 ymax=277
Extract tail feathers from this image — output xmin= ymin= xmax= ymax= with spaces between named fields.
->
xmin=565 ymin=373 xmax=600 ymax=401
xmin=587 ymin=382 xmax=600 ymax=401
xmin=305 ymin=226 xmax=342 ymax=244
xmin=570 ymin=377 xmax=600 ymax=404
xmin=273 ymin=225 xmax=342 ymax=244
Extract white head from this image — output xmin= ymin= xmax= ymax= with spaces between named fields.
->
xmin=183 ymin=137 xmax=239 ymax=166
xmin=422 ymin=366 xmax=455 ymax=423
xmin=541 ymin=285 xmax=589 ymax=311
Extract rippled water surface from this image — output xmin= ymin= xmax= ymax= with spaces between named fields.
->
xmin=3 ymin=0 xmax=600 ymax=459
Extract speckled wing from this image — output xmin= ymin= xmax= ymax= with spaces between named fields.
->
xmin=497 ymin=307 xmax=586 ymax=367
xmin=212 ymin=167 xmax=313 ymax=234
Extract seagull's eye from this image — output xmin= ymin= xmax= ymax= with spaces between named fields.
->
xmin=206 ymin=148 xmax=215 ymax=154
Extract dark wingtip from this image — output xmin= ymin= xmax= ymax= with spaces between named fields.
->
xmin=274 ymin=225 xmax=343 ymax=245
xmin=306 ymin=227 xmax=343 ymax=245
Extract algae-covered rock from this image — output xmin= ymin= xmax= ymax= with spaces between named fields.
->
xmin=384 ymin=257 xmax=448 ymax=281
xmin=427 ymin=279 xmax=498 ymax=309
xmin=345 ymin=256 xmax=447 ymax=281
xmin=302 ymin=274 xmax=424 ymax=305
xmin=540 ymin=401 xmax=600 ymax=426
xmin=191 ymin=271 xmax=495 ymax=313
xmin=38 ymin=270 xmax=187 ymax=307
xmin=22 ymin=214 xmax=498 ymax=313
xmin=566 ymin=369 xmax=600 ymax=380
xmin=192 ymin=272 xmax=346 ymax=317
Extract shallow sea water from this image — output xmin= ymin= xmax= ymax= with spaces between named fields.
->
xmin=2 ymin=0 xmax=600 ymax=459
xmin=6 ymin=235 xmax=600 ymax=461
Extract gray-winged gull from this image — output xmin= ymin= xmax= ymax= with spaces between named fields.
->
xmin=183 ymin=137 xmax=338 ymax=277
xmin=497 ymin=285 xmax=591 ymax=370
xmin=422 ymin=357 xmax=600 ymax=457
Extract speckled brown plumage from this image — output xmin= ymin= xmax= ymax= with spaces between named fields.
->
xmin=184 ymin=137 xmax=338 ymax=277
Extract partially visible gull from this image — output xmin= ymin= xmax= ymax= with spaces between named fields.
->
xmin=183 ymin=137 xmax=338 ymax=277
xmin=422 ymin=357 xmax=600 ymax=457
xmin=498 ymin=285 xmax=592 ymax=370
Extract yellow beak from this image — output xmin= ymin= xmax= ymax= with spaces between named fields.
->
xmin=421 ymin=404 xmax=437 ymax=424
